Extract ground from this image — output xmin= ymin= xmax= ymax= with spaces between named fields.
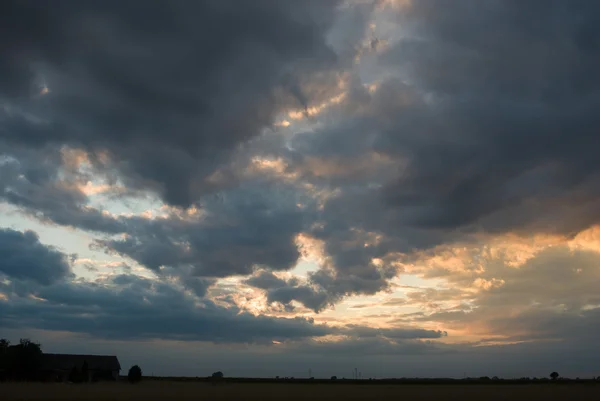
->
xmin=2 ymin=382 xmax=600 ymax=401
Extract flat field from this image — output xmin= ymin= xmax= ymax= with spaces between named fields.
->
xmin=2 ymin=382 xmax=599 ymax=401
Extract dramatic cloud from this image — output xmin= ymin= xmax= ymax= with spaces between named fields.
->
xmin=378 ymin=0 xmax=600 ymax=235
xmin=241 ymin=0 xmax=600 ymax=308
xmin=0 ymin=240 xmax=444 ymax=345
xmin=0 ymin=148 xmax=128 ymax=233
xmin=94 ymin=181 xmax=311 ymax=279
xmin=0 ymin=0 xmax=343 ymax=206
xmin=2 ymin=0 xmax=600 ymax=377
xmin=0 ymin=262 xmax=332 ymax=343
xmin=0 ymin=228 xmax=72 ymax=285
xmin=244 ymin=271 xmax=289 ymax=290
xmin=405 ymin=244 xmax=600 ymax=343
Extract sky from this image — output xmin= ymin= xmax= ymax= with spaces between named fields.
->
xmin=2 ymin=0 xmax=600 ymax=379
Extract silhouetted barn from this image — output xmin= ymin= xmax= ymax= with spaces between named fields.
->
xmin=41 ymin=354 xmax=121 ymax=382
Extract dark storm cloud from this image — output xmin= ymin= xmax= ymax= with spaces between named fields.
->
xmin=243 ymin=270 xmax=334 ymax=312
xmin=378 ymin=0 xmax=600 ymax=234
xmin=0 ymin=0 xmax=396 ymax=308
xmin=1 ymin=149 xmax=313 ymax=280
xmin=259 ymin=0 xmax=600 ymax=308
xmin=0 ymin=149 xmax=128 ymax=233
xmin=0 ymin=272 xmax=332 ymax=343
xmin=7 ymin=0 xmax=600 ymax=321
xmin=0 ymin=143 xmax=313 ymax=279
xmin=284 ymin=0 xmax=600 ymax=239
xmin=1 ymin=267 xmax=447 ymax=344
xmin=244 ymin=266 xmax=397 ymax=313
xmin=267 ymin=284 xmax=333 ymax=313
xmin=0 ymin=228 xmax=71 ymax=285
xmin=96 ymin=181 xmax=310 ymax=277
xmin=244 ymin=271 xmax=288 ymax=290
xmin=0 ymin=0 xmax=342 ymax=207
xmin=242 ymin=269 xmax=383 ymax=313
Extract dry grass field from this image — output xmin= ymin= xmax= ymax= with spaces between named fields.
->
xmin=1 ymin=381 xmax=599 ymax=401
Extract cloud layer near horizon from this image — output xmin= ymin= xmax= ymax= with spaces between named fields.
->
xmin=2 ymin=0 xmax=600 ymax=377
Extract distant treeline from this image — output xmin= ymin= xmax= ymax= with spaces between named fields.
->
xmin=139 ymin=376 xmax=600 ymax=385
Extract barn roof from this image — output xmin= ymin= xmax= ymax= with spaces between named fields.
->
xmin=41 ymin=354 xmax=121 ymax=371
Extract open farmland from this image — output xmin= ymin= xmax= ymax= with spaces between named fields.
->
xmin=2 ymin=382 xmax=599 ymax=401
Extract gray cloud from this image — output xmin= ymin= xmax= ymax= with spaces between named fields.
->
xmin=0 ymin=148 xmax=128 ymax=233
xmin=0 ymin=228 xmax=72 ymax=285
xmin=243 ymin=270 xmax=334 ymax=312
xmin=255 ymin=0 xmax=600 ymax=307
xmin=377 ymin=0 xmax=600 ymax=234
xmin=244 ymin=271 xmax=288 ymax=290
xmin=0 ymin=254 xmax=446 ymax=345
xmin=0 ymin=0 xmax=343 ymax=207
xmin=0 ymin=227 xmax=341 ymax=344
xmin=5 ymin=0 xmax=600 ymax=324
xmin=402 ymin=245 xmax=600 ymax=345
xmin=96 ymin=181 xmax=310 ymax=278
xmin=267 ymin=285 xmax=333 ymax=313
xmin=1 ymin=151 xmax=314 ymax=281
xmin=4 ymin=0 xmax=600 ymax=377
xmin=0 ymin=272 xmax=331 ymax=344
xmin=0 ymin=0 xmax=397 ymax=307
xmin=342 ymin=324 xmax=447 ymax=340
xmin=1 ymin=151 xmax=316 ymax=286
xmin=244 ymin=266 xmax=397 ymax=313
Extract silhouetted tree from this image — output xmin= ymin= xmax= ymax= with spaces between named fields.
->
xmin=550 ymin=372 xmax=559 ymax=380
xmin=69 ymin=366 xmax=81 ymax=383
xmin=212 ymin=371 xmax=224 ymax=379
xmin=0 ymin=339 xmax=9 ymax=380
xmin=6 ymin=338 xmax=43 ymax=380
xmin=331 ymin=376 xmax=337 ymax=380
xmin=81 ymin=360 xmax=89 ymax=383
xmin=128 ymin=365 xmax=142 ymax=383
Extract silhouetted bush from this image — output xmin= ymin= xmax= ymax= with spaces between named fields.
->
xmin=81 ymin=360 xmax=89 ymax=383
xmin=69 ymin=366 xmax=83 ymax=383
xmin=128 ymin=365 xmax=142 ymax=383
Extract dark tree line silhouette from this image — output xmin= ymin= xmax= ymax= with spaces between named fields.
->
xmin=0 ymin=338 xmax=43 ymax=381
